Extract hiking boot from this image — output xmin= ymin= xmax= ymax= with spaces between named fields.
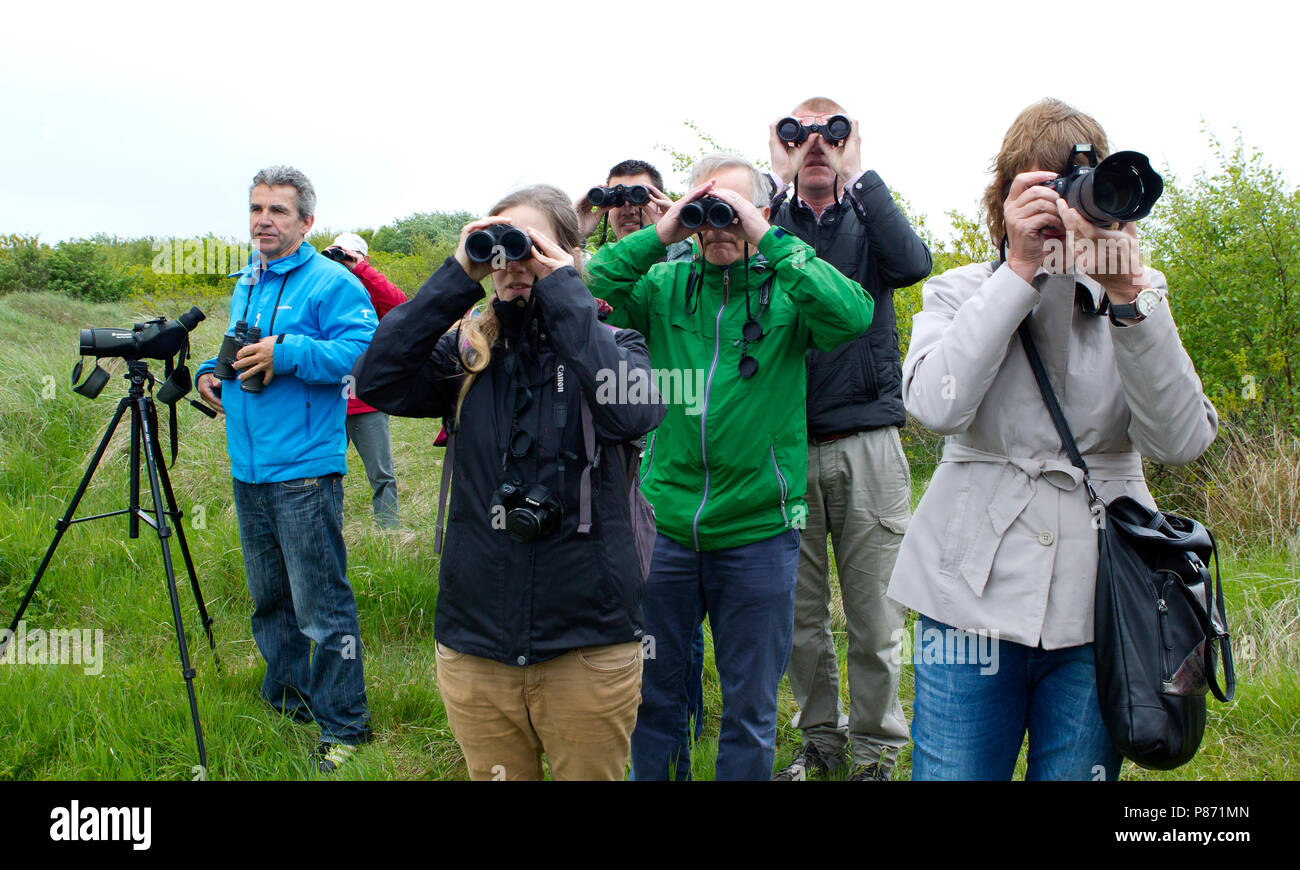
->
xmin=771 ymin=743 xmax=845 ymax=781
xmin=312 ymin=742 xmax=358 ymax=773
xmin=846 ymin=761 xmax=892 ymax=781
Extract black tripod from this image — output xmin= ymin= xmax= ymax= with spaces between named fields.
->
xmin=2 ymin=359 xmax=219 ymax=773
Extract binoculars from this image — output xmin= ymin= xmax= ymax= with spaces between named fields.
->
xmin=1039 ymin=145 xmax=1164 ymax=226
xmin=588 ymin=184 xmax=650 ymax=207
xmin=680 ymin=197 xmax=736 ymax=231
xmin=321 ymin=246 xmax=356 ymax=265
xmin=776 ymin=114 xmax=852 ymax=147
xmin=213 ymin=320 xmax=266 ymax=393
xmin=466 ymin=224 xmax=533 ymax=263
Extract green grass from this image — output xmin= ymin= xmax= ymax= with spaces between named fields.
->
xmin=0 ymin=291 xmax=1295 ymax=780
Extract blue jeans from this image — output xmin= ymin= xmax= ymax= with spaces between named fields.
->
xmin=631 ymin=529 xmax=800 ymax=781
xmin=233 ymin=474 xmax=371 ymax=745
xmin=910 ymin=614 xmax=1121 ymax=780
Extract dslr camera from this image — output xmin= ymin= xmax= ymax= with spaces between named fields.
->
xmin=680 ymin=196 xmax=736 ymax=231
xmin=776 ymin=114 xmax=851 ymax=147
xmin=466 ymin=224 xmax=533 ymax=264
xmin=494 ymin=480 xmax=561 ymax=543
xmin=1039 ymin=145 xmax=1163 ymax=226
xmin=212 ymin=320 xmax=267 ymax=393
xmin=588 ymin=184 xmax=650 ymax=207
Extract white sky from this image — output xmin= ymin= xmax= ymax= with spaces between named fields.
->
xmin=3 ymin=0 xmax=1296 ymax=244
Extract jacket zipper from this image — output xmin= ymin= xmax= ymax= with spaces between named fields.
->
xmin=692 ymin=270 xmax=728 ymax=551
xmin=770 ymin=443 xmax=789 ymax=526
xmin=243 ymin=279 xmax=258 ymax=481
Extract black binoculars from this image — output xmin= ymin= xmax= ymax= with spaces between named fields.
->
xmin=776 ymin=114 xmax=851 ymax=147
xmin=1039 ymin=145 xmax=1163 ymax=226
xmin=588 ymin=184 xmax=650 ymax=207
xmin=680 ymin=197 xmax=736 ymax=231
xmin=321 ymin=246 xmax=355 ymax=265
xmin=466 ymin=224 xmax=533 ymax=263
xmin=213 ymin=320 xmax=266 ymax=393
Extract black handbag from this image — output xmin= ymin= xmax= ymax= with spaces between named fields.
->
xmin=1018 ymin=320 xmax=1235 ymax=771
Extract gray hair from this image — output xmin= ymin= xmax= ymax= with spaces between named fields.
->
xmin=250 ymin=165 xmax=316 ymax=219
xmin=689 ymin=152 xmax=769 ymax=207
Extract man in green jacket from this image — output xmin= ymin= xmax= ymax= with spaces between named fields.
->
xmin=586 ymin=153 xmax=873 ymax=780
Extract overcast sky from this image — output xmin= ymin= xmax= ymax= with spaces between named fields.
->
xmin=3 ymin=0 xmax=1296 ymax=245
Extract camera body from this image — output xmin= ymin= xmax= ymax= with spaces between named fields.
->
xmin=79 ymin=307 xmax=205 ymax=362
xmin=776 ymin=114 xmax=851 ymax=147
xmin=680 ymin=196 xmax=736 ymax=231
xmin=495 ymin=480 xmax=561 ymax=542
xmin=1038 ymin=145 xmax=1163 ymax=226
xmin=466 ymin=224 xmax=533 ymax=264
xmin=588 ymin=184 xmax=650 ymax=208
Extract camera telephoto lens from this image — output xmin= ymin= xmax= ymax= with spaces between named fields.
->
xmin=1090 ymin=167 xmax=1142 ymax=218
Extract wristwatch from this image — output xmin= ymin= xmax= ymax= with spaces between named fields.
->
xmin=1109 ymin=286 xmax=1163 ymax=325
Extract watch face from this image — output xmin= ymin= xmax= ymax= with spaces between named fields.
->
xmin=1136 ymin=288 xmax=1160 ymax=317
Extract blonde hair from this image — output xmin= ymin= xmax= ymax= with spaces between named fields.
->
xmin=983 ymin=98 xmax=1110 ymax=246
xmin=454 ymin=185 xmax=583 ymax=423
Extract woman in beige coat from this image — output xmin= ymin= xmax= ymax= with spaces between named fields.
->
xmin=888 ymin=99 xmax=1218 ymax=780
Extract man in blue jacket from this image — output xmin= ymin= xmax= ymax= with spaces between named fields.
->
xmin=196 ymin=165 xmax=376 ymax=772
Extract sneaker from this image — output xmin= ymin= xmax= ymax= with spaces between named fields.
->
xmin=771 ymin=743 xmax=845 ymax=781
xmin=846 ymin=761 xmax=892 ymax=781
xmin=312 ymin=742 xmax=357 ymax=773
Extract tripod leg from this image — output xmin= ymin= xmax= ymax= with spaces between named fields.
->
xmin=138 ymin=394 xmax=209 ymax=774
xmin=2 ymin=396 xmax=132 ymax=657
xmin=146 ymin=398 xmax=220 ymax=667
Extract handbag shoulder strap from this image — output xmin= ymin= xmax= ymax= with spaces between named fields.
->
xmin=435 ymin=427 xmax=455 ymax=555
xmin=1017 ymin=319 xmax=1092 ymax=482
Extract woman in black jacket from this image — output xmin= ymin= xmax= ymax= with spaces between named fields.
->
xmin=353 ymin=185 xmax=664 ymax=780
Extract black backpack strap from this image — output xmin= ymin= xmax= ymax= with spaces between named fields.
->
xmin=435 ymin=427 xmax=455 ymax=555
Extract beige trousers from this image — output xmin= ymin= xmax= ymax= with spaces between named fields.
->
xmin=435 ymin=640 xmax=643 ymax=781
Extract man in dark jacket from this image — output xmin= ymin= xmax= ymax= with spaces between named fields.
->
xmin=767 ymin=97 xmax=932 ymax=782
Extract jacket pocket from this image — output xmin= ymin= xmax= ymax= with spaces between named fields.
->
xmin=577 ymin=642 xmax=642 ymax=673
xmin=858 ymin=337 xmax=879 ymax=402
xmin=770 ymin=440 xmax=790 ymax=527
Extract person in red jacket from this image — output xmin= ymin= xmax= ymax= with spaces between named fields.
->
xmin=325 ymin=232 xmax=408 ymax=528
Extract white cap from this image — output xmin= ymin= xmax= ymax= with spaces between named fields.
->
xmin=331 ymin=232 xmax=368 ymax=257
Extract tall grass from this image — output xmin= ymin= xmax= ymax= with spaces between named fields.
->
xmin=0 ymin=292 xmax=1296 ymax=780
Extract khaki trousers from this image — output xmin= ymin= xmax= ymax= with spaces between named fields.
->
xmin=435 ymin=640 xmax=642 ymax=781
xmin=789 ymin=427 xmax=911 ymax=769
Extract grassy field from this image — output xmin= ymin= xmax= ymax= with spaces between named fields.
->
xmin=0 ymin=291 xmax=1296 ymax=780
